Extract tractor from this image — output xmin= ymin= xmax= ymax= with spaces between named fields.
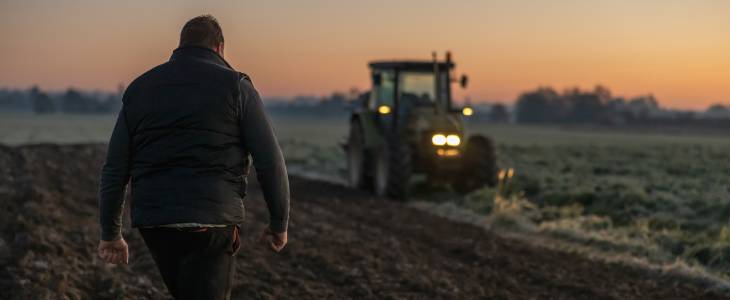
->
xmin=346 ymin=52 xmax=497 ymax=200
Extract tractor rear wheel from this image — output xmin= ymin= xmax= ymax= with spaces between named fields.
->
xmin=454 ymin=135 xmax=497 ymax=194
xmin=347 ymin=120 xmax=373 ymax=190
xmin=374 ymin=135 xmax=411 ymax=200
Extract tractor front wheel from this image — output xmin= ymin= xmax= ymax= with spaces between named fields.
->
xmin=374 ymin=135 xmax=411 ymax=200
xmin=454 ymin=135 xmax=497 ymax=194
xmin=347 ymin=120 xmax=372 ymax=190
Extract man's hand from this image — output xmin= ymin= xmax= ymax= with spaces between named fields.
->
xmin=98 ymin=238 xmax=129 ymax=265
xmin=259 ymin=228 xmax=287 ymax=252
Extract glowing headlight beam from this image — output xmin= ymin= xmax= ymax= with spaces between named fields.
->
xmin=446 ymin=134 xmax=461 ymax=146
xmin=431 ymin=134 xmax=447 ymax=146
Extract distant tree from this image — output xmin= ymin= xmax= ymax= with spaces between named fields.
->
xmin=603 ymin=97 xmax=632 ymax=125
xmin=705 ymin=104 xmax=730 ymax=119
xmin=61 ymin=88 xmax=96 ymax=113
xmin=488 ymin=103 xmax=510 ymax=123
xmin=627 ymin=95 xmax=659 ymax=120
xmin=515 ymin=87 xmax=564 ymax=123
xmin=30 ymin=85 xmax=56 ymax=114
xmin=563 ymin=86 xmax=609 ymax=123
xmin=0 ymin=88 xmax=31 ymax=112
xmin=707 ymin=104 xmax=728 ymax=114
xmin=593 ymin=85 xmax=612 ymax=102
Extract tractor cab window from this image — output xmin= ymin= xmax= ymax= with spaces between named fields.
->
xmin=399 ymin=72 xmax=436 ymax=107
xmin=373 ymin=70 xmax=396 ymax=129
xmin=374 ymin=71 xmax=395 ymax=110
xmin=373 ymin=71 xmax=395 ymax=115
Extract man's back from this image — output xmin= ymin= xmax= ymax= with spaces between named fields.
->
xmin=123 ymin=46 xmax=249 ymax=228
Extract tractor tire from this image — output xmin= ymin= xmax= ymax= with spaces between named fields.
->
xmin=374 ymin=134 xmax=412 ymax=200
xmin=347 ymin=120 xmax=373 ymax=190
xmin=454 ymin=135 xmax=497 ymax=194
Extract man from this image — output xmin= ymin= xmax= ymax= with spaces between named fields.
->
xmin=97 ymin=15 xmax=290 ymax=299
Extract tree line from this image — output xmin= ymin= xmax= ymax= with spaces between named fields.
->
xmin=513 ymin=85 xmax=730 ymax=126
xmin=0 ymin=85 xmax=123 ymax=114
xmin=2 ymin=84 xmax=728 ymax=127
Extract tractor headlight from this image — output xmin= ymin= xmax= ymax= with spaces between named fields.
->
xmin=377 ymin=105 xmax=391 ymax=114
xmin=431 ymin=134 xmax=447 ymax=146
xmin=446 ymin=134 xmax=461 ymax=146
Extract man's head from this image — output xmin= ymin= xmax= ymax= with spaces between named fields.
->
xmin=179 ymin=15 xmax=225 ymax=56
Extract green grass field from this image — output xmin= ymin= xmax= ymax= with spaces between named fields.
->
xmin=466 ymin=123 xmax=730 ymax=277
xmin=471 ymin=133 xmax=730 ymax=274
xmin=2 ymin=112 xmax=730 ymax=276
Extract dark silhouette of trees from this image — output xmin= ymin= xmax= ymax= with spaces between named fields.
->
xmin=514 ymin=87 xmax=564 ymax=123
xmin=61 ymin=88 xmax=93 ymax=113
xmin=488 ymin=103 xmax=510 ymax=123
xmin=626 ymin=95 xmax=659 ymax=121
xmin=0 ymin=88 xmax=31 ymax=111
xmin=30 ymin=86 xmax=56 ymax=114
xmin=266 ymin=89 xmax=361 ymax=118
xmin=58 ymin=87 xmax=121 ymax=113
xmin=705 ymin=104 xmax=730 ymax=119
xmin=513 ymin=85 xmax=730 ymax=129
xmin=563 ymin=86 xmax=610 ymax=123
xmin=515 ymin=85 xmax=618 ymax=124
xmin=514 ymin=86 xmax=645 ymax=124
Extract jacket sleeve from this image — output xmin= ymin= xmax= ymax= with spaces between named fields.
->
xmin=239 ymin=78 xmax=290 ymax=233
xmin=98 ymin=107 xmax=132 ymax=241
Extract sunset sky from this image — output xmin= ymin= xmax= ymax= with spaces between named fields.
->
xmin=1 ymin=0 xmax=728 ymax=109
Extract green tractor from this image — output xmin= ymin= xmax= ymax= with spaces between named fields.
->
xmin=346 ymin=52 xmax=497 ymax=200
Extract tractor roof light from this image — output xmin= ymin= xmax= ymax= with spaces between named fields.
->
xmin=446 ymin=134 xmax=461 ymax=146
xmin=378 ymin=105 xmax=391 ymax=114
xmin=431 ymin=134 xmax=447 ymax=146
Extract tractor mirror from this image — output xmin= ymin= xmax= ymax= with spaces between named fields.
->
xmin=372 ymin=73 xmax=382 ymax=86
xmin=459 ymin=74 xmax=468 ymax=88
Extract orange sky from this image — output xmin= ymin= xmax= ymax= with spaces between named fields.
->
xmin=1 ymin=0 xmax=728 ymax=109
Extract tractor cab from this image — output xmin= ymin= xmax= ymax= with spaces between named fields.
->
xmin=365 ymin=52 xmax=468 ymax=131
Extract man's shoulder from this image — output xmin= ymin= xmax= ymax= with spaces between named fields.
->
xmin=237 ymin=72 xmax=256 ymax=91
xmin=125 ymin=62 xmax=171 ymax=95
xmin=239 ymin=72 xmax=251 ymax=82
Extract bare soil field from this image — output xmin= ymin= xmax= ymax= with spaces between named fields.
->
xmin=0 ymin=144 xmax=728 ymax=299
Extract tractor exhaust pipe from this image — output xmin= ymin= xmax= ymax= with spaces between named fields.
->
xmin=432 ymin=51 xmax=441 ymax=114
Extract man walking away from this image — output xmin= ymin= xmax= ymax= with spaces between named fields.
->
xmin=97 ymin=15 xmax=290 ymax=300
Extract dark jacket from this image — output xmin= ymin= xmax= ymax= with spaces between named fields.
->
xmin=99 ymin=46 xmax=289 ymax=241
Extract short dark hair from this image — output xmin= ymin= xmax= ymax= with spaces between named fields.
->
xmin=179 ymin=15 xmax=224 ymax=49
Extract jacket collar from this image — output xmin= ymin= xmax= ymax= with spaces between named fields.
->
xmin=170 ymin=46 xmax=233 ymax=69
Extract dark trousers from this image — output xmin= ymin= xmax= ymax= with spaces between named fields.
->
xmin=139 ymin=226 xmax=241 ymax=300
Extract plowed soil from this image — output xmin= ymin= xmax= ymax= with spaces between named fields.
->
xmin=0 ymin=144 xmax=728 ymax=299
